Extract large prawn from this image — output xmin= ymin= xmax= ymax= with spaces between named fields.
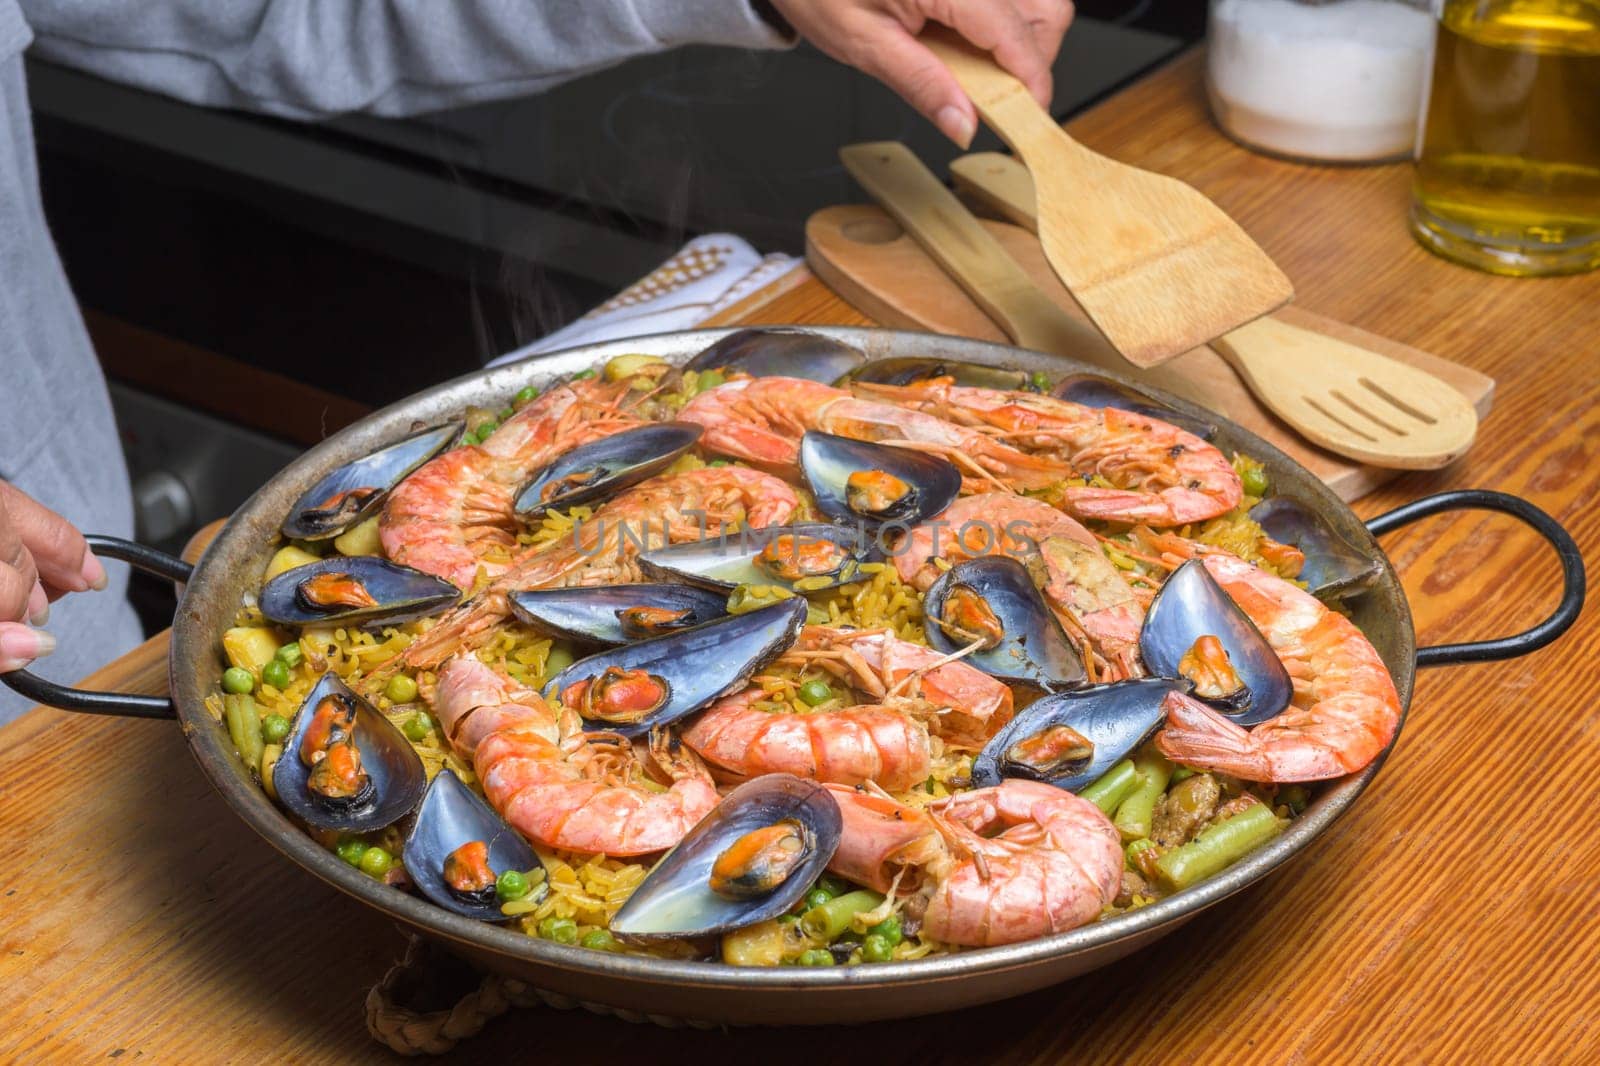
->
xmin=431 ymin=655 xmax=719 ymax=855
xmin=380 ymin=378 xmax=644 ymax=588
xmin=382 ymin=466 xmax=799 ymax=675
xmin=852 ymin=379 xmax=1241 ymax=526
xmin=824 ymin=780 xmax=1122 ymax=947
xmin=680 ymin=377 xmax=1069 ymax=493
xmin=1135 ymin=532 xmax=1402 ymax=781
xmin=680 ymin=625 xmax=1012 ymax=790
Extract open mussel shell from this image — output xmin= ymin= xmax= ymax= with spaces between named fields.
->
xmin=272 ymin=672 xmax=426 ymax=833
xmin=1250 ymin=496 xmax=1382 ymax=601
xmin=259 ymin=556 xmax=460 ymax=628
xmin=842 ymin=356 xmax=1029 ymax=391
xmin=1052 ymin=375 xmax=1217 ymax=441
xmin=924 ymin=557 xmax=1085 ymax=690
xmin=610 ymin=774 xmax=842 ymax=940
xmin=509 ymin=584 xmax=728 ymax=646
xmin=402 ymin=770 xmax=543 ymax=921
xmin=684 ymin=328 xmax=865 ymax=383
xmin=972 ymin=678 xmax=1191 ymax=792
xmin=638 ymin=522 xmax=885 ymax=593
xmin=543 ymin=599 xmax=806 ymax=737
xmin=1140 ymin=559 xmax=1292 ymax=727
xmin=281 ymin=422 xmax=462 ymax=540
xmin=799 ymin=432 xmax=960 ymax=528
xmin=514 ymin=422 xmax=702 ymax=520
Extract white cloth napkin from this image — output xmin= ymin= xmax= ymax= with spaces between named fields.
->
xmin=488 ymin=234 xmax=800 ymax=367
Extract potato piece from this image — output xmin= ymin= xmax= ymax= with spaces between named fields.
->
xmin=264 ymin=544 xmax=321 ymax=581
xmin=721 ymin=919 xmax=787 ymax=967
xmin=333 ymin=515 xmax=383 ymax=557
xmin=223 ymin=626 xmax=280 ymax=672
xmin=603 ymin=354 xmax=668 ymax=383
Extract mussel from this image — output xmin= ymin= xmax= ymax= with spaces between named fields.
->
xmin=843 ymin=356 xmax=1030 ymax=391
xmin=281 ymin=422 xmax=462 ymax=540
xmin=1249 ymin=496 xmax=1382 ymax=601
xmin=273 ymin=672 xmax=426 ymax=832
xmin=1140 ymin=559 xmax=1292 ymax=726
xmin=514 ymin=422 xmax=702 ymax=520
xmin=509 ymin=584 xmax=728 ymax=646
xmin=685 ymin=328 xmax=866 ymax=383
xmin=799 ymin=432 xmax=960 ymax=529
xmin=543 ymin=599 xmax=807 ymax=737
xmin=923 ymin=557 xmax=1085 ymax=689
xmin=971 ymin=678 xmax=1191 ymax=792
xmin=609 ymin=774 xmax=842 ymax=940
xmin=1052 ymin=375 xmax=1217 ymax=441
xmin=638 ymin=522 xmax=885 ymax=593
xmin=402 ymin=769 xmax=544 ymax=921
xmin=259 ymin=556 xmax=460 ymax=628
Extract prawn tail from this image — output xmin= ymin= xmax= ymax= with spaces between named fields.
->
xmin=1153 ymin=691 xmax=1264 ymax=777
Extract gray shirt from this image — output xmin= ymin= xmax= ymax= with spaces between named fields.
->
xmin=0 ymin=0 xmax=787 ymax=722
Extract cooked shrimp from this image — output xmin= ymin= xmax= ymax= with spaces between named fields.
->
xmin=921 ymin=780 xmax=1123 ymax=946
xmin=381 ymin=378 xmax=643 ymax=588
xmin=384 ymin=466 xmax=799 ymax=675
xmin=852 ymin=380 xmax=1241 ymax=525
xmin=1136 ymin=538 xmax=1401 ymax=781
xmin=823 ymin=780 xmax=1123 ymax=947
xmin=680 ymin=377 xmax=1069 ymax=492
xmin=895 ymin=495 xmax=1146 ymax=681
xmin=431 ymin=655 xmax=718 ymax=855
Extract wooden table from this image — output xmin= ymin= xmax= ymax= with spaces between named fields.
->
xmin=3 ymin=50 xmax=1596 ymax=1063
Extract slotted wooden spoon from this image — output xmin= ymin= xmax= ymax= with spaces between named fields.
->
xmin=949 ymin=151 xmax=1480 ymax=468
xmin=923 ymin=30 xmax=1293 ymax=368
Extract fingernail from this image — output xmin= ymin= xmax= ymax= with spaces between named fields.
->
xmin=937 ymin=105 xmax=976 ymax=149
xmin=0 ymin=626 xmax=54 ymax=665
xmin=81 ymin=551 xmax=108 ymax=591
xmin=27 ymin=583 xmax=49 ymax=627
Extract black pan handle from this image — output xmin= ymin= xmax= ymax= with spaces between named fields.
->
xmin=0 ymin=535 xmax=194 ymax=719
xmin=1365 ymin=490 xmax=1585 ymax=668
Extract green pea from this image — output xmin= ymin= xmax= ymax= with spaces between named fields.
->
xmin=797 ymin=949 xmax=835 ymax=967
xmin=359 ymin=847 xmax=394 ymax=878
xmin=498 ymin=407 xmax=515 ymax=420
xmin=697 ymin=369 xmax=726 ymax=390
xmin=385 ymin=674 xmax=419 ymax=705
xmin=260 ymin=659 xmax=291 ymax=690
xmin=222 ymin=667 xmax=255 ymax=694
xmin=573 ymin=369 xmax=597 ymax=380
xmin=803 ymin=887 xmax=834 ymax=910
xmin=797 ymin=680 xmax=833 ymax=707
xmin=275 ymin=642 xmax=303 ymax=668
xmin=261 ymin=714 xmax=291 ymax=745
xmin=861 ymin=934 xmax=894 ymax=963
xmin=580 ymin=929 xmax=621 ymax=952
xmin=1029 ymin=370 xmax=1050 ymax=391
xmin=475 ymin=420 xmax=500 ymax=441
xmin=866 ymin=914 xmax=903 ymax=947
xmin=1241 ymin=466 xmax=1269 ymax=497
xmin=401 ymin=712 xmax=432 ymax=742
xmin=514 ymin=384 xmax=541 ymax=404
xmin=335 ymin=838 xmax=368 ymax=867
xmin=543 ymin=644 xmax=576 ymax=678
xmin=707 ymin=459 xmax=731 ymax=467
xmin=538 ymin=916 xmax=579 ymax=944
xmin=496 ymin=870 xmax=531 ymax=902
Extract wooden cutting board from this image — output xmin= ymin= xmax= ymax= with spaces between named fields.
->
xmin=805 ymin=204 xmax=1496 ymax=501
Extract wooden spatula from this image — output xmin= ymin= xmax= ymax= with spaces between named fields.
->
xmin=951 ymin=152 xmax=1480 ymax=469
xmin=922 ymin=30 xmax=1294 ymax=369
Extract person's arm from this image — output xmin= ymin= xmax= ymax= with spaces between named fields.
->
xmin=0 ymin=480 xmax=106 ymax=673
xmin=21 ymin=0 xmax=794 ymax=119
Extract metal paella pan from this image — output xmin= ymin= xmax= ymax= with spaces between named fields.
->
xmin=5 ymin=328 xmax=1583 ymax=1027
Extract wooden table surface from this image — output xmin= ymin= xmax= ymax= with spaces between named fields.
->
xmin=4 ymin=49 xmax=1597 ymax=1064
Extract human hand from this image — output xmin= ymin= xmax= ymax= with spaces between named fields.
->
xmin=0 ymin=480 xmax=107 ymax=672
xmin=768 ymin=0 xmax=1074 ymax=147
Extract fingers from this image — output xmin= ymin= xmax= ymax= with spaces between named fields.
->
xmin=854 ymin=19 xmax=980 ymax=146
xmin=1015 ymin=0 xmax=1074 ymax=68
xmin=0 ymin=622 xmax=56 ymax=673
xmin=0 ymin=480 xmax=103 ymax=597
xmin=933 ymin=0 xmax=1055 ymax=108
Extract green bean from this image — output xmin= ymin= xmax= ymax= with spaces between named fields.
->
xmin=1113 ymin=748 xmax=1175 ymax=841
xmin=224 ymin=694 xmax=264 ymax=769
xmin=275 ymin=642 xmax=303 ymax=668
xmin=1124 ymin=837 xmax=1157 ymax=872
xmin=1154 ymin=802 xmax=1284 ymax=890
xmin=1079 ymin=759 xmax=1141 ymax=816
xmin=800 ymin=890 xmax=884 ymax=942
xmin=1170 ymin=766 xmax=1196 ymax=784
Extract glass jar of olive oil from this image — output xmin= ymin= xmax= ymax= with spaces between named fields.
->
xmin=1411 ymin=0 xmax=1600 ymax=276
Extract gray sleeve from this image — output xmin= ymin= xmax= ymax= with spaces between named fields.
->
xmin=20 ymin=0 xmax=793 ymax=118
